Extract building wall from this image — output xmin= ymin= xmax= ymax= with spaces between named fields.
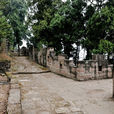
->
xmin=29 ymin=47 xmax=113 ymax=81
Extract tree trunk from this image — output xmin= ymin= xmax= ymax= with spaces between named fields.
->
xmin=33 ymin=46 xmax=35 ymax=61
xmin=86 ymin=48 xmax=92 ymax=60
xmin=18 ymin=44 xmax=20 ymax=56
xmin=63 ymin=41 xmax=73 ymax=58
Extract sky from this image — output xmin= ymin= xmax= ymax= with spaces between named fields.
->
xmin=62 ymin=0 xmax=67 ymax=2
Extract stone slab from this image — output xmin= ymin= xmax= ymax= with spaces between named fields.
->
xmin=7 ymin=103 xmax=21 ymax=114
xmin=11 ymin=83 xmax=20 ymax=89
xmin=8 ymin=88 xmax=20 ymax=104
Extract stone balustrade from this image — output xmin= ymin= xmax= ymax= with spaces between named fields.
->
xmin=28 ymin=47 xmax=113 ymax=81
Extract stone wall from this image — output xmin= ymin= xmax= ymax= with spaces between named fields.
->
xmin=37 ymin=48 xmax=47 ymax=66
xmin=29 ymin=47 xmax=113 ymax=81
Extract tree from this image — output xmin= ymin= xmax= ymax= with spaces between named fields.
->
xmin=86 ymin=6 xmax=114 ymax=59
xmin=28 ymin=0 xmax=114 ymax=60
xmin=0 ymin=0 xmax=15 ymax=51
xmin=0 ymin=0 xmax=10 ymax=15
xmin=8 ymin=0 xmax=28 ymax=55
xmin=92 ymin=40 xmax=114 ymax=59
xmin=50 ymin=0 xmax=86 ymax=57
xmin=28 ymin=0 xmax=63 ymax=49
xmin=0 ymin=11 xmax=13 ymax=45
xmin=0 ymin=13 xmax=14 ymax=52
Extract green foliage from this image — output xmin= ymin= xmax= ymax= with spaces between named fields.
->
xmin=49 ymin=0 xmax=87 ymax=57
xmin=28 ymin=0 xmax=62 ymax=49
xmin=87 ymin=6 xmax=114 ymax=43
xmin=85 ymin=5 xmax=114 ymax=59
xmin=92 ymin=40 xmax=114 ymax=55
xmin=0 ymin=0 xmax=10 ymax=15
xmin=0 ymin=11 xmax=13 ymax=44
xmin=28 ymin=0 xmax=114 ymax=59
xmin=8 ymin=0 xmax=28 ymax=49
xmin=0 ymin=0 xmax=14 ymax=49
xmin=0 ymin=0 xmax=111 ymax=59
xmin=0 ymin=0 xmax=28 ymax=52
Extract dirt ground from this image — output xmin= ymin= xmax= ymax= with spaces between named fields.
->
xmin=0 ymin=75 xmax=10 ymax=114
xmin=10 ymin=57 xmax=114 ymax=114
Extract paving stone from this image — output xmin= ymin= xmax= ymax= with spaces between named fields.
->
xmin=39 ymin=111 xmax=50 ymax=114
xmin=11 ymin=83 xmax=20 ymax=89
xmin=23 ymin=110 xmax=50 ymax=114
xmin=8 ymin=57 xmax=113 ymax=114
xmin=70 ymin=107 xmax=83 ymax=112
xmin=0 ymin=82 xmax=9 ymax=114
xmin=55 ymin=107 xmax=70 ymax=114
xmin=8 ymin=89 xmax=20 ymax=104
xmin=7 ymin=103 xmax=21 ymax=114
xmin=10 ymin=78 xmax=18 ymax=84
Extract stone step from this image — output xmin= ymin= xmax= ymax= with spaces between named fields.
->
xmin=12 ymin=70 xmax=51 ymax=75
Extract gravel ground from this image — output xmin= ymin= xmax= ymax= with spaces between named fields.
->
xmin=0 ymin=75 xmax=10 ymax=114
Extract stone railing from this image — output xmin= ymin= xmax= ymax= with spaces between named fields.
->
xmin=28 ymin=47 xmax=113 ymax=81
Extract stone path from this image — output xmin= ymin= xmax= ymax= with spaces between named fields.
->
xmin=7 ymin=57 xmax=114 ymax=114
xmin=0 ymin=76 xmax=10 ymax=114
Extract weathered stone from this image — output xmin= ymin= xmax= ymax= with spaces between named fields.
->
xmin=28 ymin=47 xmax=113 ymax=81
xmin=70 ymin=107 xmax=84 ymax=114
xmin=55 ymin=107 xmax=70 ymax=114
xmin=0 ymin=79 xmax=10 ymax=114
xmin=38 ymin=111 xmax=50 ymax=114
xmin=10 ymin=78 xmax=18 ymax=84
xmin=55 ymin=107 xmax=84 ymax=114
xmin=7 ymin=103 xmax=21 ymax=114
xmin=8 ymin=89 xmax=20 ymax=104
xmin=7 ymin=82 xmax=21 ymax=114
xmin=11 ymin=83 xmax=20 ymax=89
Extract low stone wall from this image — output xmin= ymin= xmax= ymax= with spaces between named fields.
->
xmin=28 ymin=47 xmax=113 ymax=81
xmin=76 ymin=61 xmax=112 ymax=81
